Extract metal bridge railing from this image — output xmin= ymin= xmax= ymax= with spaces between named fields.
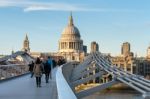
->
xmin=0 ymin=64 xmax=29 ymax=80
xmin=56 ymin=65 xmax=77 ymax=99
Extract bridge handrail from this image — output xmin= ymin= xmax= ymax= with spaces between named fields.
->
xmin=56 ymin=65 xmax=77 ymax=99
xmin=0 ymin=64 xmax=27 ymax=67
xmin=0 ymin=64 xmax=29 ymax=80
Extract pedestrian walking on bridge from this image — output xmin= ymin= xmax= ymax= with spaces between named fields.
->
xmin=47 ymin=56 xmax=53 ymax=79
xmin=33 ymin=57 xmax=43 ymax=87
xmin=43 ymin=57 xmax=51 ymax=83
xmin=28 ymin=61 xmax=34 ymax=78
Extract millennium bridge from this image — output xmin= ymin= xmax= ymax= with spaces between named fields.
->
xmin=0 ymin=51 xmax=150 ymax=99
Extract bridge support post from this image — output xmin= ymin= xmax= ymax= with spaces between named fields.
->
xmin=71 ymin=71 xmax=104 ymax=87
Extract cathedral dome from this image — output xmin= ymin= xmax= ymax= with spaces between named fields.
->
xmin=61 ymin=13 xmax=81 ymax=39
xmin=59 ymin=13 xmax=83 ymax=54
xmin=62 ymin=25 xmax=80 ymax=37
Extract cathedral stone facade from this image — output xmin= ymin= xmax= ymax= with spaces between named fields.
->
xmin=58 ymin=13 xmax=85 ymax=62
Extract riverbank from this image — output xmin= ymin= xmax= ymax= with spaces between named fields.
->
xmin=76 ymin=83 xmax=138 ymax=93
xmin=81 ymin=84 xmax=142 ymax=99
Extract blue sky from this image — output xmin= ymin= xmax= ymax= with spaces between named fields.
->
xmin=0 ymin=0 xmax=150 ymax=56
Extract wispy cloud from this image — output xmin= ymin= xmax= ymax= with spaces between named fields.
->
xmin=0 ymin=0 xmax=27 ymax=7
xmin=0 ymin=0 xmax=93 ymax=12
xmin=0 ymin=0 xmax=140 ymax=12
xmin=23 ymin=3 xmax=87 ymax=12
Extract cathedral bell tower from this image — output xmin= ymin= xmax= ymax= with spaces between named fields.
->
xmin=22 ymin=34 xmax=30 ymax=53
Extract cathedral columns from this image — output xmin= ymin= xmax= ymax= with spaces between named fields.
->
xmin=77 ymin=42 xmax=79 ymax=50
xmin=75 ymin=42 xmax=77 ymax=49
xmin=73 ymin=42 xmax=74 ymax=49
xmin=73 ymin=42 xmax=75 ymax=49
xmin=60 ymin=42 xmax=69 ymax=49
xmin=64 ymin=42 xmax=65 ymax=49
xmin=64 ymin=42 xmax=66 ymax=49
xmin=65 ymin=42 xmax=66 ymax=49
xmin=62 ymin=42 xmax=64 ymax=49
xmin=62 ymin=41 xmax=81 ymax=50
xmin=69 ymin=42 xmax=71 ymax=49
xmin=67 ymin=42 xmax=69 ymax=49
xmin=76 ymin=42 xmax=78 ymax=50
xmin=70 ymin=42 xmax=72 ymax=49
xmin=66 ymin=42 xmax=67 ymax=49
xmin=61 ymin=42 xmax=63 ymax=49
xmin=72 ymin=42 xmax=73 ymax=49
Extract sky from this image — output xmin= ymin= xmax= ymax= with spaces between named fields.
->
xmin=0 ymin=0 xmax=150 ymax=56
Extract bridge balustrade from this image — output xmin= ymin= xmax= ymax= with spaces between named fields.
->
xmin=0 ymin=64 xmax=29 ymax=80
xmin=56 ymin=63 xmax=77 ymax=99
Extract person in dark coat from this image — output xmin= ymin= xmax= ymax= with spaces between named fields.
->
xmin=57 ymin=58 xmax=62 ymax=66
xmin=52 ymin=59 xmax=57 ymax=68
xmin=58 ymin=57 xmax=66 ymax=66
xmin=47 ymin=56 xmax=53 ymax=78
xmin=33 ymin=57 xmax=43 ymax=87
xmin=45 ymin=61 xmax=51 ymax=83
xmin=28 ymin=61 xmax=34 ymax=78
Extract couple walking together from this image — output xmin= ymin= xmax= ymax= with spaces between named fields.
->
xmin=33 ymin=56 xmax=52 ymax=87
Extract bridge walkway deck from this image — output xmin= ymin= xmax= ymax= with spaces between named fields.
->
xmin=0 ymin=74 xmax=57 ymax=99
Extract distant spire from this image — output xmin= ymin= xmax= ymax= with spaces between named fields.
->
xmin=11 ymin=49 xmax=14 ymax=54
xmin=68 ymin=12 xmax=74 ymax=26
xmin=25 ymin=33 xmax=28 ymax=41
xmin=11 ymin=47 xmax=14 ymax=54
xmin=23 ymin=33 xmax=30 ymax=53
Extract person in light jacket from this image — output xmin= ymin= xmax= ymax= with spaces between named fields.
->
xmin=33 ymin=57 xmax=43 ymax=87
